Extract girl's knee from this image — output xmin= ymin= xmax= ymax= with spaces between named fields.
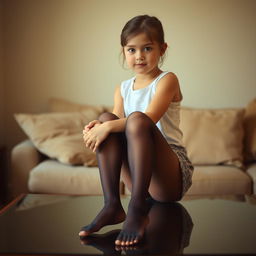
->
xmin=98 ymin=112 xmax=119 ymax=123
xmin=125 ymin=111 xmax=153 ymax=136
xmin=127 ymin=111 xmax=149 ymax=121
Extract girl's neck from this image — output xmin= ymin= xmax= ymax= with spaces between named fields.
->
xmin=135 ymin=68 xmax=162 ymax=83
xmin=133 ymin=68 xmax=163 ymax=90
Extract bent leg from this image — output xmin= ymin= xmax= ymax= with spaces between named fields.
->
xmin=148 ymin=127 xmax=183 ymax=203
xmin=115 ymin=112 xmax=182 ymax=245
xmin=79 ymin=112 xmax=126 ymax=237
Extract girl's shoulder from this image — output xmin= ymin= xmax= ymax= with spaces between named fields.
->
xmin=155 ymin=71 xmax=179 ymax=90
xmin=156 ymin=71 xmax=182 ymax=101
xmin=159 ymin=71 xmax=179 ymax=82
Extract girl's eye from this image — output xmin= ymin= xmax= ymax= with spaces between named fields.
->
xmin=144 ymin=47 xmax=152 ymax=52
xmin=127 ymin=48 xmax=135 ymax=53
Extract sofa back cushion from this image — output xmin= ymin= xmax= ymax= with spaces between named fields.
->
xmin=180 ymin=107 xmax=245 ymax=168
xmin=243 ymin=98 xmax=256 ymax=162
xmin=15 ymin=97 xmax=248 ymax=169
xmin=48 ymin=97 xmax=105 ymax=113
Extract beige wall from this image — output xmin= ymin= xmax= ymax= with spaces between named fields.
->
xmin=0 ymin=0 xmax=4 ymax=146
xmin=2 ymin=0 xmax=256 ymax=149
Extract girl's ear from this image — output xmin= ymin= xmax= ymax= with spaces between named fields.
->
xmin=160 ymin=43 xmax=168 ymax=56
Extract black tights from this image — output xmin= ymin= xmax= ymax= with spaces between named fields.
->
xmin=80 ymin=111 xmax=158 ymax=245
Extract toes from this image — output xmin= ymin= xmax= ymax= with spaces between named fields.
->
xmin=115 ymin=231 xmax=124 ymax=245
xmin=126 ymin=233 xmax=137 ymax=245
xmin=115 ymin=232 xmax=142 ymax=247
xmin=127 ymin=234 xmax=133 ymax=245
xmin=120 ymin=239 xmax=126 ymax=246
xmin=125 ymin=235 xmax=130 ymax=246
xmin=79 ymin=230 xmax=89 ymax=237
xmin=133 ymin=234 xmax=140 ymax=244
xmin=115 ymin=232 xmax=131 ymax=246
xmin=79 ymin=224 xmax=96 ymax=237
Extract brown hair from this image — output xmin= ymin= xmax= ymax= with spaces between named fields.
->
xmin=121 ymin=15 xmax=165 ymax=47
xmin=120 ymin=15 xmax=166 ymax=66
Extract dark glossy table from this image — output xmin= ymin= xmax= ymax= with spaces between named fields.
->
xmin=0 ymin=194 xmax=256 ymax=255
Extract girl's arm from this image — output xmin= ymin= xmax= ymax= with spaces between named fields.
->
xmin=106 ymin=85 xmax=128 ymax=133
xmin=112 ymin=85 xmax=125 ymax=118
xmin=84 ymin=85 xmax=126 ymax=133
xmin=84 ymin=74 xmax=181 ymax=151
xmin=83 ymin=85 xmax=127 ymax=152
xmin=105 ymin=73 xmax=181 ymax=133
xmin=145 ymin=72 xmax=181 ymax=123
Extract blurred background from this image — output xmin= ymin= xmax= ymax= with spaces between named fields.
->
xmin=0 ymin=0 xmax=256 ymax=150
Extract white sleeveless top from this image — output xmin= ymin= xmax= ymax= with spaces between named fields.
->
xmin=120 ymin=71 xmax=184 ymax=147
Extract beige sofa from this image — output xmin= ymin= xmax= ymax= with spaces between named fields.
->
xmin=10 ymin=98 xmax=256 ymax=198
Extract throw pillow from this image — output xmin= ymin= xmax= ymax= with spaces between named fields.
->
xmin=180 ymin=107 xmax=245 ymax=168
xmin=243 ymin=98 xmax=256 ymax=162
xmin=14 ymin=112 xmax=97 ymax=166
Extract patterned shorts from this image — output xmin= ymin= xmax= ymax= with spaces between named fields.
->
xmin=170 ymin=144 xmax=194 ymax=197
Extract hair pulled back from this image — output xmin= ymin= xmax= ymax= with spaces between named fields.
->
xmin=120 ymin=15 xmax=165 ymax=47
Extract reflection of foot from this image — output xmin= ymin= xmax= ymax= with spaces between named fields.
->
xmin=115 ymin=244 xmax=141 ymax=254
xmin=79 ymin=203 xmax=126 ymax=237
xmin=80 ymin=229 xmax=121 ymax=255
xmin=115 ymin=199 xmax=150 ymax=246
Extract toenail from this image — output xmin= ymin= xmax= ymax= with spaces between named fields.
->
xmin=115 ymin=240 xmax=120 ymax=245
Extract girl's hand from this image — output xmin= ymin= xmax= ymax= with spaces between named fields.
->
xmin=83 ymin=123 xmax=110 ymax=152
xmin=83 ymin=120 xmax=102 ymax=133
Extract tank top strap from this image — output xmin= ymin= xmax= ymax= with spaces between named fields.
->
xmin=120 ymin=77 xmax=134 ymax=98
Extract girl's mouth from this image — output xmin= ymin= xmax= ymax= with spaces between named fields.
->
xmin=135 ymin=63 xmax=146 ymax=67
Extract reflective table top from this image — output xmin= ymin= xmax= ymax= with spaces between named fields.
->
xmin=0 ymin=194 xmax=256 ymax=255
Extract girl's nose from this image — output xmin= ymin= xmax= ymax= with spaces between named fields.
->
xmin=136 ymin=52 xmax=145 ymax=61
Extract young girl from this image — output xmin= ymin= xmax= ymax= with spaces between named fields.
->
xmin=79 ymin=15 xmax=194 ymax=246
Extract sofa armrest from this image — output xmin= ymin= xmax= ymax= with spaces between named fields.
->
xmin=10 ymin=140 xmax=45 ymax=198
xmin=246 ymin=162 xmax=256 ymax=195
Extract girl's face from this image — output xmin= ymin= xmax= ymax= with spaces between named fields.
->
xmin=123 ymin=33 xmax=167 ymax=76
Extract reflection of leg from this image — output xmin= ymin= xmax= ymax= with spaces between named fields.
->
xmin=145 ymin=202 xmax=193 ymax=254
xmin=146 ymin=202 xmax=183 ymax=254
xmin=116 ymin=112 xmax=156 ymax=246
xmin=80 ymin=230 xmax=121 ymax=255
xmin=79 ymin=113 xmax=126 ymax=237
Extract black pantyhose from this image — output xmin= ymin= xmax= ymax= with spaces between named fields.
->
xmin=79 ymin=113 xmax=126 ymax=237
xmin=79 ymin=112 xmax=157 ymax=246
xmin=115 ymin=112 xmax=155 ymax=245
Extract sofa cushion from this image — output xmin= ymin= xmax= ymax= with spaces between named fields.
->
xmin=246 ymin=163 xmax=256 ymax=195
xmin=180 ymin=107 xmax=245 ymax=168
xmin=48 ymin=97 xmax=106 ymax=113
xmin=186 ymin=165 xmax=252 ymax=195
xmin=28 ymin=160 xmax=103 ymax=195
xmin=15 ymin=112 xmax=98 ymax=166
xmin=243 ymin=98 xmax=256 ymax=162
xmin=124 ymin=165 xmax=252 ymax=196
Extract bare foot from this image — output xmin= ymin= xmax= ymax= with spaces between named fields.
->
xmin=115 ymin=199 xmax=150 ymax=246
xmin=79 ymin=203 xmax=126 ymax=237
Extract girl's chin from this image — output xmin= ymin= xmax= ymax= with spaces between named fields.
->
xmin=133 ymin=68 xmax=159 ymax=76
